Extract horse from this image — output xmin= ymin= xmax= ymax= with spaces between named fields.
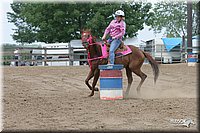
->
xmin=81 ymin=29 xmax=159 ymax=97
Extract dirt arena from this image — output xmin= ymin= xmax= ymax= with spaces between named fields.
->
xmin=2 ymin=63 xmax=199 ymax=132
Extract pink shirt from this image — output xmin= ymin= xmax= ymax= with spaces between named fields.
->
xmin=103 ymin=19 xmax=126 ymax=40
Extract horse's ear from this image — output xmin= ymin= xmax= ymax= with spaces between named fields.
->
xmin=81 ymin=29 xmax=84 ymax=33
xmin=92 ymin=36 xmax=96 ymax=42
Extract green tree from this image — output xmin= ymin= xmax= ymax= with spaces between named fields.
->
xmin=7 ymin=2 xmax=153 ymax=43
xmin=148 ymin=1 xmax=199 ymax=37
xmin=195 ymin=1 xmax=200 ymax=35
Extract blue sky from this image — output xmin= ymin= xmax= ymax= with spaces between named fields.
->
xmin=0 ymin=0 xmax=16 ymax=44
xmin=0 ymin=0 xmax=165 ymax=45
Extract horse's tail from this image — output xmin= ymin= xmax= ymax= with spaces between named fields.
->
xmin=142 ymin=51 xmax=159 ymax=83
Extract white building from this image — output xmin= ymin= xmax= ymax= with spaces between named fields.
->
xmin=39 ymin=41 xmax=87 ymax=66
xmin=40 ymin=43 xmax=69 ymax=66
xmin=192 ymin=36 xmax=199 ymax=54
xmin=144 ymin=38 xmax=182 ymax=63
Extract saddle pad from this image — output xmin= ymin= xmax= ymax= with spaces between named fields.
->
xmin=115 ymin=45 xmax=132 ymax=58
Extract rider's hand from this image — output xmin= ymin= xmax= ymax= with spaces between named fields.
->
xmin=102 ymin=35 xmax=106 ymax=41
xmin=112 ymin=37 xmax=116 ymax=40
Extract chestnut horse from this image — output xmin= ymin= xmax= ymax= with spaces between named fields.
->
xmin=81 ymin=29 xmax=159 ymax=97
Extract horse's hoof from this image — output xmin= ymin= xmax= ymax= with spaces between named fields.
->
xmin=88 ymin=93 xmax=94 ymax=97
xmin=94 ymin=87 xmax=99 ymax=91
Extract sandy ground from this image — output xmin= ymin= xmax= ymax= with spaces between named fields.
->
xmin=2 ymin=63 xmax=199 ymax=132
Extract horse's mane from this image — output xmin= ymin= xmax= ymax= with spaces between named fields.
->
xmin=89 ymin=42 xmax=102 ymax=58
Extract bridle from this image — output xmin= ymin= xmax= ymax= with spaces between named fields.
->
xmin=81 ymin=32 xmax=101 ymax=50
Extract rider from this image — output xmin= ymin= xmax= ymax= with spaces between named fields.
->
xmin=102 ymin=10 xmax=126 ymax=64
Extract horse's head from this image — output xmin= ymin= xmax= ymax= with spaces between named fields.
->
xmin=81 ymin=29 xmax=95 ymax=49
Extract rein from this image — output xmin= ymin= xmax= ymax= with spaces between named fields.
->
xmin=87 ymin=42 xmax=105 ymax=60
xmin=82 ymin=32 xmax=108 ymax=69
xmin=87 ymin=40 xmax=107 ymax=69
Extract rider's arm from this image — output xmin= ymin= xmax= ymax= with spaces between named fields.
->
xmin=103 ymin=20 xmax=114 ymax=37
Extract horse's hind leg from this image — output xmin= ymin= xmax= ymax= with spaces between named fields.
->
xmin=132 ymin=69 xmax=147 ymax=95
xmin=125 ymin=67 xmax=133 ymax=97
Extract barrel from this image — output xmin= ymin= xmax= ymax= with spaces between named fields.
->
xmin=98 ymin=64 xmax=124 ymax=100
xmin=187 ymin=52 xmax=198 ymax=66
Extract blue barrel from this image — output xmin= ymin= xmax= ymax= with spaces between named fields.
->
xmin=188 ymin=52 xmax=198 ymax=63
xmin=98 ymin=64 xmax=124 ymax=100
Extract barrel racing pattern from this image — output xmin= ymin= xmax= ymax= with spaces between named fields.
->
xmin=99 ymin=65 xmax=123 ymax=100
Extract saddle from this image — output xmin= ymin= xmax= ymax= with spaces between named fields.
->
xmin=105 ymin=40 xmax=127 ymax=53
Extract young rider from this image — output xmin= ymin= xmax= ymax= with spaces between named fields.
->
xmin=102 ymin=10 xmax=126 ymax=65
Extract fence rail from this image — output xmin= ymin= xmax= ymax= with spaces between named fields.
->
xmin=2 ymin=46 xmax=88 ymax=66
xmin=1 ymin=44 xmax=199 ymax=66
xmin=1 ymin=52 xmax=88 ymax=56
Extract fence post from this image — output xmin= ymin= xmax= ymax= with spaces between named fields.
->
xmin=69 ymin=44 xmax=74 ymax=66
xmin=161 ymin=45 xmax=163 ymax=64
xmin=18 ymin=48 xmax=21 ymax=66
xmin=181 ymin=35 xmax=185 ymax=62
xmin=44 ymin=48 xmax=47 ymax=66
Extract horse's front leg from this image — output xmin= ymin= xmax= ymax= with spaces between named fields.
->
xmin=89 ymin=68 xmax=100 ymax=97
xmin=85 ymin=70 xmax=94 ymax=91
xmin=85 ymin=69 xmax=99 ymax=91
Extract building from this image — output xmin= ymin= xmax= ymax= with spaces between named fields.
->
xmin=70 ymin=40 xmax=88 ymax=66
xmin=143 ymin=36 xmax=199 ymax=64
xmin=40 ymin=41 xmax=87 ymax=66
xmin=40 ymin=43 xmax=69 ymax=66
xmin=144 ymin=38 xmax=182 ymax=63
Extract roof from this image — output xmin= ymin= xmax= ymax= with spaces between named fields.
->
xmin=41 ymin=43 xmax=69 ymax=48
xmin=161 ymin=38 xmax=182 ymax=52
xmin=70 ymin=40 xmax=83 ymax=48
xmin=192 ymin=35 xmax=199 ymax=40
